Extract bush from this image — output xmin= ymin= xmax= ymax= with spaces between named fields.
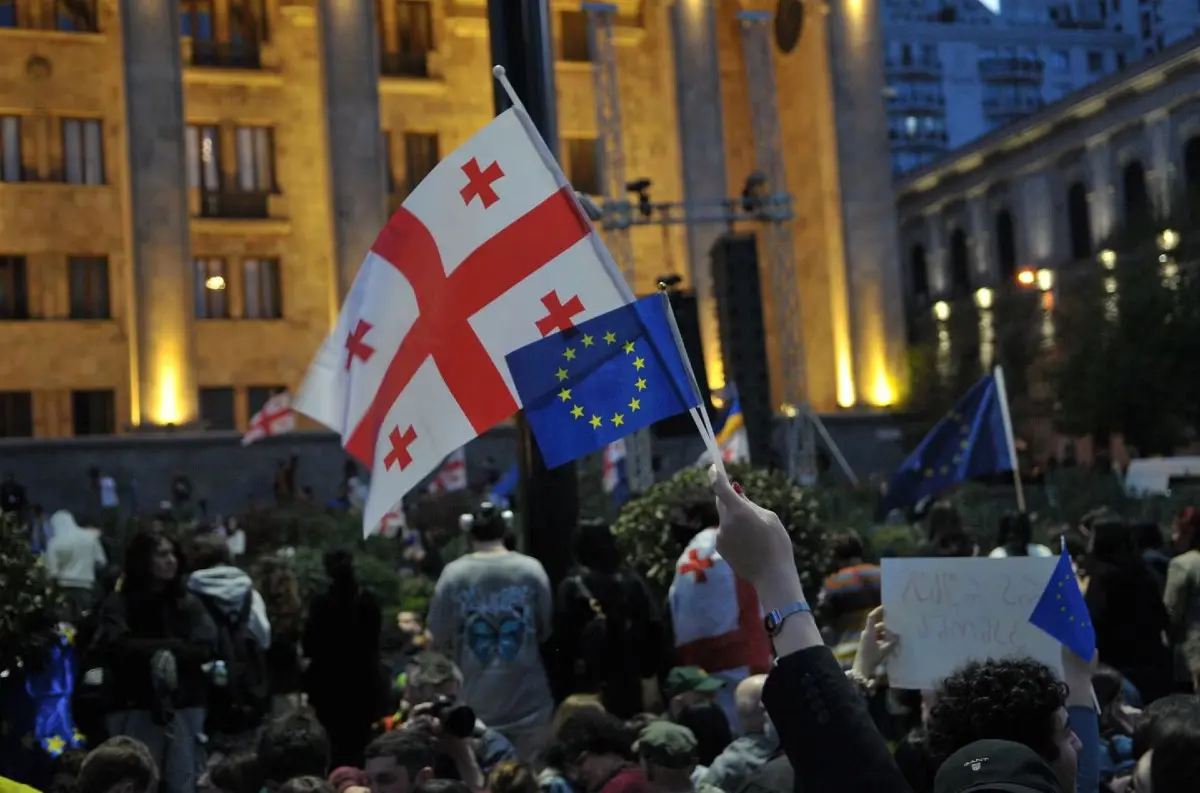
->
xmin=611 ymin=464 xmax=831 ymax=594
xmin=0 ymin=512 xmax=62 ymax=673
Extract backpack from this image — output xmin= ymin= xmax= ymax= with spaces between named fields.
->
xmin=200 ymin=591 xmax=270 ymax=733
xmin=572 ymin=575 xmax=609 ymax=677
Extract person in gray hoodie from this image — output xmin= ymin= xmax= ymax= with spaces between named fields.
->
xmin=187 ymin=530 xmax=271 ymax=650
xmin=45 ymin=509 xmax=108 ymax=622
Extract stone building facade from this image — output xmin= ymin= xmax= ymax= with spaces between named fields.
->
xmin=895 ymin=34 xmax=1200 ymax=312
xmin=0 ymin=0 xmax=907 ymax=440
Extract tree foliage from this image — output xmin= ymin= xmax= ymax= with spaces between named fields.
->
xmin=0 ymin=513 xmax=62 ymax=673
xmin=611 ymin=464 xmax=830 ymax=594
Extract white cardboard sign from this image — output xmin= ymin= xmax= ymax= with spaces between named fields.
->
xmin=881 ymin=556 xmax=1062 ymax=690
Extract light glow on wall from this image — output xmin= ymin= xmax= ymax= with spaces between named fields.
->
xmin=836 ymin=353 xmax=856 ymax=408
xmin=868 ymin=369 xmax=895 ymax=407
xmin=151 ymin=360 xmax=184 ymax=425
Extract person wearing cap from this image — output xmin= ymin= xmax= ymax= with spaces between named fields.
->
xmin=934 ymin=740 xmax=1064 ymax=793
xmin=636 ymin=721 xmax=722 ymax=793
xmin=664 ymin=667 xmax=725 ymax=719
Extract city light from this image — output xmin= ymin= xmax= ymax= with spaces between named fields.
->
xmin=205 ymin=275 xmax=226 ymax=290
xmin=933 ymin=300 xmax=950 ymax=321
xmin=1157 ymin=229 xmax=1180 ymax=252
xmin=1098 ymin=249 xmax=1117 ymax=269
xmin=1017 ymin=269 xmax=1036 ymax=286
xmin=973 ymin=287 xmax=993 ymax=309
xmin=1036 ymin=269 xmax=1054 ymax=292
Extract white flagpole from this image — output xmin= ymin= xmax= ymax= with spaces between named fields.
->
xmin=993 ymin=365 xmax=1026 ymax=512
xmin=659 ymin=290 xmax=724 ymax=476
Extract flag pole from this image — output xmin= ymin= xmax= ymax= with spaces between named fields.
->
xmin=658 ymin=286 xmax=724 ymax=476
xmin=993 ymin=365 xmax=1026 ymax=513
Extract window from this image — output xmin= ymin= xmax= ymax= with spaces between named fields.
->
xmin=0 ymin=256 xmax=28 ymax=319
xmin=565 ymin=137 xmax=600 ymax=196
xmin=230 ymin=0 xmax=269 ymax=47
xmin=909 ymin=244 xmax=929 ymax=300
xmin=1141 ymin=11 xmax=1152 ymax=37
xmin=199 ymin=387 xmax=236 ymax=430
xmin=72 ymin=390 xmax=116 ymax=435
xmin=1 ymin=116 xmax=19 ymax=182
xmin=235 ymin=126 xmax=274 ymax=192
xmin=242 ymin=258 xmax=281 ymax=319
xmin=181 ymin=0 xmax=215 ymax=40
xmin=558 ymin=11 xmax=590 ymax=62
xmin=57 ymin=0 xmax=99 ymax=31
xmin=0 ymin=0 xmax=15 ymax=27
xmin=395 ymin=0 xmax=433 ymax=54
xmin=995 ymin=210 xmax=1017 ymax=280
xmin=62 ymin=119 xmax=104 ymax=185
xmin=403 ymin=132 xmax=439 ymax=193
xmin=1067 ymin=181 xmax=1092 ymax=260
xmin=68 ymin=256 xmax=111 ymax=319
xmin=0 ymin=392 xmax=32 ymax=438
xmin=949 ymin=228 xmax=970 ymax=295
xmin=380 ymin=0 xmax=433 ymax=77
xmin=1086 ymin=51 xmax=1104 ymax=74
xmin=248 ymin=385 xmax=286 ymax=417
xmin=1123 ymin=160 xmax=1151 ymax=228
xmin=193 ymin=258 xmax=229 ymax=318
xmin=185 ymin=124 xmax=221 ymax=191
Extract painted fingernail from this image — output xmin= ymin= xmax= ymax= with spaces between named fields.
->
xmin=732 ymin=481 xmax=744 ymax=495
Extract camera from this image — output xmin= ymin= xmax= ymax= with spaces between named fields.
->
xmin=429 ymin=695 xmax=476 ymax=739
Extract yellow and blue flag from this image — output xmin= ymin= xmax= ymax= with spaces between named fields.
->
xmin=882 ymin=372 xmax=1014 ymax=512
xmin=1029 ymin=541 xmax=1095 ymax=660
xmin=505 ymin=294 xmax=700 ymax=468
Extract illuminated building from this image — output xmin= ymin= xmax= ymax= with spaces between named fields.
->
xmin=0 ymin=0 xmax=906 ymax=438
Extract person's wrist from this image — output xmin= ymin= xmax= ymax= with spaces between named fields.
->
xmin=754 ymin=567 xmax=806 ymax=613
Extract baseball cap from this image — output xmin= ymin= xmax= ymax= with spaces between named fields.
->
xmin=637 ymin=720 xmax=699 ymax=769
xmin=933 ymin=740 xmax=1062 ymax=793
xmin=664 ymin=666 xmax=725 ymax=699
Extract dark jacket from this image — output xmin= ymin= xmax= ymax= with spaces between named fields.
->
xmin=92 ymin=588 xmax=218 ymax=713
xmin=552 ymin=565 xmax=664 ymax=718
xmin=762 ymin=646 xmax=910 ymax=793
xmin=1085 ymin=559 xmax=1172 ymax=701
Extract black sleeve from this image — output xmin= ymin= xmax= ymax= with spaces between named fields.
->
xmin=763 ymin=647 xmax=912 ymax=793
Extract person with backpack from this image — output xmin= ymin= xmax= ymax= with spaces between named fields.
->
xmin=186 ymin=530 xmax=272 ymax=750
xmin=553 ymin=518 xmax=664 ymax=719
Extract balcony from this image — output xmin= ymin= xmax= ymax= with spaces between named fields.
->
xmin=978 ymin=56 xmax=1044 ymax=83
xmin=198 ymin=190 xmax=270 ymax=220
xmin=381 ymin=51 xmax=429 ymax=79
xmin=888 ymin=92 xmax=946 ymax=115
xmin=888 ymin=127 xmax=949 ymax=152
xmin=190 ymin=40 xmax=262 ymax=70
xmin=983 ymin=93 xmax=1043 ymax=118
xmin=0 ymin=0 xmax=99 ymax=33
xmin=884 ymin=56 xmax=943 ymax=81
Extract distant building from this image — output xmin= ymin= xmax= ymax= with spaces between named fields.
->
xmin=882 ymin=0 xmax=1200 ymax=174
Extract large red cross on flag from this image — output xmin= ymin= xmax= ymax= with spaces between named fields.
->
xmin=295 ymin=107 xmax=631 ymax=535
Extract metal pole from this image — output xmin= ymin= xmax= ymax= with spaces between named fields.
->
xmin=487 ymin=0 xmax=578 ymax=587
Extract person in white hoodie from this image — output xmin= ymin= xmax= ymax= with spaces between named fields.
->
xmin=45 ymin=509 xmax=108 ymax=621
xmin=186 ymin=530 xmax=271 ymax=650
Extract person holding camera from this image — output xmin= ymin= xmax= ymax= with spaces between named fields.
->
xmin=427 ymin=504 xmax=555 ymax=762
xmin=399 ymin=651 xmax=518 ymax=782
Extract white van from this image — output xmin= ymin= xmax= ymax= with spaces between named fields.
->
xmin=1124 ymin=457 xmax=1200 ymax=497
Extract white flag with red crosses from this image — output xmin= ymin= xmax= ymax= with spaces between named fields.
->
xmin=242 ymin=391 xmax=295 ymax=446
xmin=295 ymin=106 xmax=631 ymax=535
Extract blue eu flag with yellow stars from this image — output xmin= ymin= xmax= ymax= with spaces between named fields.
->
xmin=1029 ymin=542 xmax=1095 ymax=661
xmin=505 ymin=294 xmax=701 ymax=468
xmin=882 ymin=372 xmax=1014 ymax=513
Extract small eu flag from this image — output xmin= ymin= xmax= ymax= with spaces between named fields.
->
xmin=1029 ymin=546 xmax=1095 ymax=661
xmin=882 ymin=372 xmax=1014 ymax=513
xmin=505 ymin=294 xmax=700 ymax=468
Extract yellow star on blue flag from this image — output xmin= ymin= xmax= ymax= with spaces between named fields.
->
xmin=505 ymin=294 xmax=701 ymax=467
xmin=882 ymin=371 xmax=1015 ymax=513
xmin=1029 ymin=539 xmax=1095 ymax=660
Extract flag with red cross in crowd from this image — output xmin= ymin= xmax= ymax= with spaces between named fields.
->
xmin=295 ymin=106 xmax=631 ymax=535
xmin=242 ymin=391 xmax=295 ymax=446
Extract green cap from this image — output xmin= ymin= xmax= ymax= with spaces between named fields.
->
xmin=664 ymin=666 xmax=725 ymax=699
xmin=637 ymin=720 xmax=699 ymax=769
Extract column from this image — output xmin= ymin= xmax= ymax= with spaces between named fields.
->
xmin=320 ymin=0 xmax=388 ymax=298
xmin=1145 ymin=110 xmax=1176 ymax=217
xmin=966 ymin=190 xmax=992 ymax=284
xmin=1085 ymin=135 xmax=1116 ymax=246
xmin=925 ymin=210 xmax=948 ymax=296
xmin=670 ymin=0 xmax=728 ymax=392
xmin=1018 ymin=170 xmax=1054 ymax=266
xmin=120 ymin=0 xmax=198 ymax=425
xmin=827 ymin=0 xmax=907 ymax=406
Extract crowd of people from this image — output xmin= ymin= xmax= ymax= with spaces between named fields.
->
xmin=5 ymin=465 xmax=1200 ymax=793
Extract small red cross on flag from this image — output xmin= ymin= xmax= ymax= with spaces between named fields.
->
xmin=294 ymin=106 xmax=633 ymax=536
xmin=242 ymin=391 xmax=295 ymax=446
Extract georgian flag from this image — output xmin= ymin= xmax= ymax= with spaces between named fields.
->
xmin=242 ymin=391 xmax=295 ymax=446
xmin=295 ymin=107 xmax=631 ymax=535
xmin=668 ymin=528 xmax=772 ymax=725
xmin=602 ymin=440 xmax=630 ymax=507
xmin=427 ymin=448 xmax=467 ymax=495
xmin=696 ymin=399 xmax=749 ymax=465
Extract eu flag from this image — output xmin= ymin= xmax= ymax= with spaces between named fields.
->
xmin=882 ymin=372 xmax=1014 ymax=512
xmin=505 ymin=294 xmax=701 ymax=468
xmin=1029 ymin=548 xmax=1095 ymax=661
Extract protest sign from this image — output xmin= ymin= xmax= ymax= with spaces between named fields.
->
xmin=881 ymin=556 xmax=1062 ymax=690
